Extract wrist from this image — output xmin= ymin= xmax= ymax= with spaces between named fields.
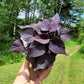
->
xmin=13 ymin=71 xmax=29 ymax=84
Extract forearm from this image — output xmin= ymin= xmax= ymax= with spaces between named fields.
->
xmin=13 ymin=60 xmax=30 ymax=84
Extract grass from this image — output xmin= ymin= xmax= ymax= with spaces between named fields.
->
xmin=0 ymin=40 xmax=84 ymax=84
xmin=43 ymin=52 xmax=84 ymax=84
xmin=0 ymin=49 xmax=25 ymax=66
xmin=0 ymin=62 xmax=22 ymax=84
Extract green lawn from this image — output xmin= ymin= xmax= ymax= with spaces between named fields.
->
xmin=43 ymin=52 xmax=84 ymax=84
xmin=0 ymin=62 xmax=22 ymax=84
xmin=0 ymin=40 xmax=84 ymax=84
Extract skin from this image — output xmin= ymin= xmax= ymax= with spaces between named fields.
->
xmin=13 ymin=59 xmax=51 ymax=84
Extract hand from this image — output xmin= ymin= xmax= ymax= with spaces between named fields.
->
xmin=13 ymin=59 xmax=51 ymax=84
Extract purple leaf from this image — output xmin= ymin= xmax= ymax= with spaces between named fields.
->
xmin=58 ymin=28 xmax=70 ymax=35
xmin=9 ymin=39 xmax=26 ymax=53
xmin=26 ymin=55 xmax=38 ymax=69
xmin=21 ymin=37 xmax=28 ymax=48
xmin=40 ymin=13 xmax=61 ymax=32
xmin=34 ymin=21 xmax=42 ymax=34
xmin=33 ymin=34 xmax=50 ymax=44
xmin=18 ymin=25 xmax=26 ymax=29
xmin=50 ymin=19 xmax=59 ymax=32
xmin=52 ymin=13 xmax=60 ymax=24
xmin=29 ymin=57 xmax=38 ymax=68
xmin=49 ymin=37 xmax=66 ymax=55
xmin=29 ymin=42 xmax=45 ymax=57
xmin=60 ymin=34 xmax=71 ymax=42
xmin=40 ymin=19 xmax=51 ymax=32
xmin=18 ymin=22 xmax=42 ymax=34
xmin=58 ymin=28 xmax=73 ymax=42
xmin=36 ymin=53 xmax=56 ymax=71
xmin=18 ymin=23 xmax=37 ymax=29
xmin=51 ymin=13 xmax=61 ymax=31
xmin=18 ymin=28 xmax=34 ymax=43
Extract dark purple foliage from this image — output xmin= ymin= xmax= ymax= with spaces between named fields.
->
xmin=60 ymin=34 xmax=71 ymax=42
xmin=18 ymin=23 xmax=37 ymax=29
xmin=9 ymin=39 xmax=26 ymax=53
xmin=58 ymin=28 xmax=73 ymax=42
xmin=36 ymin=53 xmax=56 ymax=71
xmin=40 ymin=13 xmax=60 ymax=32
xmin=9 ymin=13 xmax=73 ymax=71
xmin=18 ymin=28 xmax=34 ymax=43
xmin=28 ymin=57 xmax=38 ymax=69
xmin=49 ymin=37 xmax=66 ymax=55
xmin=18 ymin=22 xmax=42 ymax=34
xmin=29 ymin=41 xmax=45 ymax=57
xmin=33 ymin=33 xmax=50 ymax=44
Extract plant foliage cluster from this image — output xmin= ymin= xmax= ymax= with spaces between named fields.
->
xmin=0 ymin=0 xmax=84 ymax=66
xmin=9 ymin=14 xmax=73 ymax=70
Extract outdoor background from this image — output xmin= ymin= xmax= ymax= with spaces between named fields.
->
xmin=0 ymin=0 xmax=84 ymax=84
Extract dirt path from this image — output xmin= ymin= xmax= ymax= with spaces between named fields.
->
xmin=68 ymin=46 xmax=80 ymax=57
xmin=65 ymin=46 xmax=80 ymax=57
xmin=56 ymin=46 xmax=80 ymax=62
xmin=57 ymin=46 xmax=80 ymax=84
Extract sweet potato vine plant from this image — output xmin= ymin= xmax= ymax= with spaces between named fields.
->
xmin=9 ymin=13 xmax=73 ymax=71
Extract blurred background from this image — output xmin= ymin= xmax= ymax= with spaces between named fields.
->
xmin=0 ymin=0 xmax=84 ymax=84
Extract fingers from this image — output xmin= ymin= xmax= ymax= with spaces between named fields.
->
xmin=18 ymin=59 xmax=29 ymax=73
xmin=39 ymin=67 xmax=51 ymax=82
xmin=17 ymin=59 xmax=30 ymax=83
xmin=24 ymin=59 xmax=30 ymax=69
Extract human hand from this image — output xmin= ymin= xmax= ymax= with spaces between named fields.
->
xmin=13 ymin=59 xmax=51 ymax=84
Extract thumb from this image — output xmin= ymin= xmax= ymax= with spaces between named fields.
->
xmin=39 ymin=67 xmax=51 ymax=82
xmin=18 ymin=59 xmax=29 ymax=73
